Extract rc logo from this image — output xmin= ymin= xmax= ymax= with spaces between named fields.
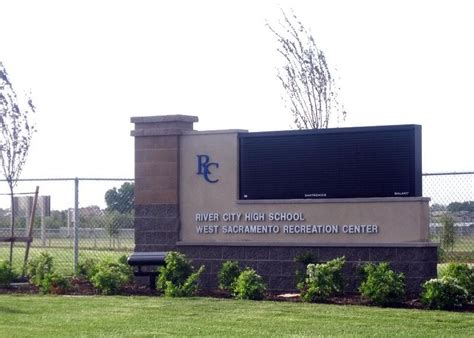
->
xmin=196 ymin=155 xmax=219 ymax=183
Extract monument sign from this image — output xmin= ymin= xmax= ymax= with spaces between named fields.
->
xmin=131 ymin=115 xmax=437 ymax=293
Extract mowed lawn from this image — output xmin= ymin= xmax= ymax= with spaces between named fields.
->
xmin=0 ymin=295 xmax=473 ymax=337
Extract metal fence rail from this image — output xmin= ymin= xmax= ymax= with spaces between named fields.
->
xmin=0 ymin=172 xmax=473 ymax=275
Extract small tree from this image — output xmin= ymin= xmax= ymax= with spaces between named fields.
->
xmin=104 ymin=211 xmax=133 ymax=248
xmin=268 ymin=10 xmax=346 ymax=129
xmin=0 ymin=62 xmax=36 ymax=265
xmin=440 ymin=213 xmax=456 ymax=252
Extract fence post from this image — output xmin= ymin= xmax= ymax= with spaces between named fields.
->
xmin=74 ymin=177 xmax=80 ymax=273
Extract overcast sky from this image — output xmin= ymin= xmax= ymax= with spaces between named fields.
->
xmin=0 ymin=0 xmax=473 ymax=208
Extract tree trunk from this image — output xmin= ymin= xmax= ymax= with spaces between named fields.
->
xmin=9 ymin=184 xmax=15 ymax=266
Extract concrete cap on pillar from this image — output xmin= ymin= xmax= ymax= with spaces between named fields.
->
xmin=131 ymin=114 xmax=199 ymax=136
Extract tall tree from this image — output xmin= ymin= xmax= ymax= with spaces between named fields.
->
xmin=0 ymin=61 xmax=36 ymax=264
xmin=268 ymin=10 xmax=346 ymax=129
xmin=105 ymin=182 xmax=134 ymax=214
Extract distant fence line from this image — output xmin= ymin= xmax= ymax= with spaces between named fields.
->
xmin=0 ymin=173 xmax=473 ymax=273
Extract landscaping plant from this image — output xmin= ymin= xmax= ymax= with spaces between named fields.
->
xmin=440 ymin=263 xmax=474 ymax=300
xmin=27 ymin=252 xmax=69 ymax=294
xmin=359 ymin=262 xmax=405 ymax=306
xmin=157 ymin=251 xmax=205 ymax=297
xmin=0 ymin=260 xmax=18 ymax=286
xmin=294 ymin=252 xmax=317 ymax=285
xmin=40 ymin=271 xmax=70 ymax=294
xmin=218 ymin=260 xmax=241 ymax=292
xmin=232 ymin=268 xmax=266 ymax=300
xmin=421 ymin=277 xmax=469 ymax=310
xmin=89 ymin=257 xmax=132 ymax=295
xmin=298 ymin=256 xmax=345 ymax=302
xmin=77 ymin=257 xmax=99 ymax=279
xmin=27 ymin=252 xmax=54 ymax=287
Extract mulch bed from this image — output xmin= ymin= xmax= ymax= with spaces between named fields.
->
xmin=1 ymin=279 xmax=473 ymax=312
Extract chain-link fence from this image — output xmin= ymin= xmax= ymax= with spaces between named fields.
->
xmin=0 ymin=172 xmax=472 ymax=275
xmin=0 ymin=178 xmax=134 ymax=274
xmin=424 ymin=172 xmax=474 ymax=263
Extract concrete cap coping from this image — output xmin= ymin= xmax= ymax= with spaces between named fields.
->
xmin=131 ymin=115 xmax=199 ymax=123
xmin=131 ymin=128 xmax=183 ymax=137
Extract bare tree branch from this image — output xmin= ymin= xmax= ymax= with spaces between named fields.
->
xmin=268 ymin=9 xmax=346 ymax=129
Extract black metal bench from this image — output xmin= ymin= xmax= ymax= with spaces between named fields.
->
xmin=127 ymin=252 xmax=167 ymax=289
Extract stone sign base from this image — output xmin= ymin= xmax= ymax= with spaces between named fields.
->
xmin=177 ymin=243 xmax=437 ymax=295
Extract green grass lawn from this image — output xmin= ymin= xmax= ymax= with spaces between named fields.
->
xmin=0 ymin=295 xmax=472 ymax=337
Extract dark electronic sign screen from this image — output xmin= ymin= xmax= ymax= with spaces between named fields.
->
xmin=239 ymin=125 xmax=422 ymax=200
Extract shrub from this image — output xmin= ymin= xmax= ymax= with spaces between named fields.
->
xmin=218 ymin=261 xmax=241 ymax=292
xmin=77 ymin=258 xmax=98 ymax=279
xmin=162 ymin=266 xmax=206 ymax=297
xmin=118 ymin=254 xmax=133 ymax=280
xmin=232 ymin=268 xmax=266 ymax=300
xmin=440 ymin=263 xmax=474 ymax=300
xmin=298 ymin=256 xmax=345 ymax=302
xmin=421 ymin=277 xmax=469 ymax=310
xmin=39 ymin=272 xmax=70 ymax=294
xmin=359 ymin=262 xmax=405 ymax=306
xmin=0 ymin=260 xmax=17 ymax=287
xmin=27 ymin=252 xmax=54 ymax=288
xmin=157 ymin=252 xmax=205 ymax=297
xmin=89 ymin=257 xmax=132 ymax=295
xmin=27 ymin=253 xmax=69 ymax=294
xmin=294 ymin=252 xmax=317 ymax=286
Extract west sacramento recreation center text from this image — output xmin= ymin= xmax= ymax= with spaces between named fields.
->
xmin=195 ymin=212 xmax=379 ymax=235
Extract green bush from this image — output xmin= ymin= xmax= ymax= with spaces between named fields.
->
xmin=218 ymin=261 xmax=241 ymax=292
xmin=39 ymin=272 xmax=70 ymax=294
xmin=359 ymin=262 xmax=405 ymax=306
xmin=27 ymin=252 xmax=69 ymax=294
xmin=294 ymin=252 xmax=317 ymax=286
xmin=0 ymin=260 xmax=18 ymax=286
xmin=162 ymin=266 xmax=206 ymax=297
xmin=89 ymin=257 xmax=132 ymax=295
xmin=298 ymin=256 xmax=345 ymax=302
xmin=440 ymin=263 xmax=474 ymax=299
xmin=421 ymin=277 xmax=469 ymax=310
xmin=27 ymin=252 xmax=54 ymax=288
xmin=157 ymin=252 xmax=205 ymax=297
xmin=118 ymin=254 xmax=133 ymax=280
xmin=232 ymin=268 xmax=266 ymax=300
xmin=77 ymin=258 xmax=99 ymax=279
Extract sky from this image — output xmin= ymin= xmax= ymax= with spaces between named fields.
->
xmin=0 ymin=0 xmax=473 ymax=208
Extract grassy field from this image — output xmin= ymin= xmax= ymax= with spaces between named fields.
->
xmin=0 ymin=246 xmax=131 ymax=274
xmin=0 ymin=295 xmax=473 ymax=337
xmin=1 ymin=237 xmax=473 ymax=337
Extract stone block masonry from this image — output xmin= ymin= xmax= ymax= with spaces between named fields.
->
xmin=178 ymin=244 xmax=437 ymax=295
xmin=132 ymin=115 xmax=198 ymax=252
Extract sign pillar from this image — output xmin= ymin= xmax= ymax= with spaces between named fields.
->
xmin=130 ymin=115 xmax=198 ymax=251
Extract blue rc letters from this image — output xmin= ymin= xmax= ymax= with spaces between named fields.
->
xmin=197 ymin=154 xmax=219 ymax=183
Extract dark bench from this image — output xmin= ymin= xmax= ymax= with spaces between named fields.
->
xmin=127 ymin=252 xmax=167 ymax=289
